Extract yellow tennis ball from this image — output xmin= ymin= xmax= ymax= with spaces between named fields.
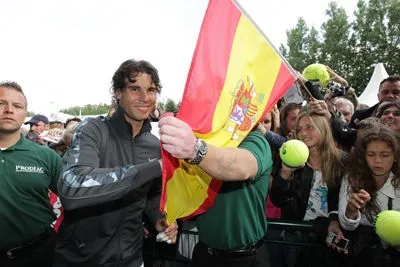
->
xmin=374 ymin=210 xmax=400 ymax=245
xmin=302 ymin=63 xmax=330 ymax=88
xmin=279 ymin=140 xmax=309 ymax=168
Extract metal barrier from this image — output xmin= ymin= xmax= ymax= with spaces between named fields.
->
xmin=143 ymin=220 xmax=400 ymax=267
xmin=266 ymin=220 xmax=324 ymax=247
xmin=142 ymin=220 xmax=325 ymax=266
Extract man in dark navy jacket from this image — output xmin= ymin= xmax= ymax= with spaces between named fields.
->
xmin=55 ymin=59 xmax=177 ymax=267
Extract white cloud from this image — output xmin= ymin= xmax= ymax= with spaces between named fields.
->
xmin=0 ymin=0 xmax=357 ymax=113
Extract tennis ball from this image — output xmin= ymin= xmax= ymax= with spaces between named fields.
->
xmin=374 ymin=210 xmax=400 ymax=245
xmin=302 ymin=63 xmax=330 ymax=88
xmin=279 ymin=140 xmax=309 ymax=168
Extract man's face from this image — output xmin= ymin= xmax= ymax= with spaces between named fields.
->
xmin=115 ymin=72 xmax=157 ymax=123
xmin=0 ymin=87 xmax=27 ymax=134
xmin=30 ymin=121 xmax=47 ymax=134
xmin=378 ymin=81 xmax=400 ymax=102
xmin=335 ymin=103 xmax=353 ymax=124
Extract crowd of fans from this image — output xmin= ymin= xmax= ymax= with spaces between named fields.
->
xmin=1 ymin=62 xmax=399 ymax=267
xmin=259 ymin=71 xmax=400 ymax=267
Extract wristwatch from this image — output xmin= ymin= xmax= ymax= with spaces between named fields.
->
xmin=186 ymin=138 xmax=208 ymax=165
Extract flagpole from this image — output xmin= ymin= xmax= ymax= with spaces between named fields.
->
xmin=297 ymin=79 xmax=317 ymax=101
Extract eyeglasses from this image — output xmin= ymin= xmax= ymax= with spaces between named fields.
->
xmin=382 ymin=110 xmax=400 ymax=117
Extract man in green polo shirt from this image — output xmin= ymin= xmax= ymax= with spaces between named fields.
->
xmin=159 ymin=116 xmax=272 ymax=267
xmin=0 ymin=81 xmax=62 ymax=267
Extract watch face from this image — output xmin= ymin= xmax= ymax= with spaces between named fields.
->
xmin=188 ymin=139 xmax=208 ymax=165
xmin=198 ymin=140 xmax=206 ymax=154
xmin=200 ymin=140 xmax=208 ymax=156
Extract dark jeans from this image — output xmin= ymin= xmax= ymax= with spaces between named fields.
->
xmin=0 ymin=228 xmax=56 ymax=267
xmin=191 ymin=240 xmax=270 ymax=267
xmin=266 ymin=229 xmax=284 ymax=267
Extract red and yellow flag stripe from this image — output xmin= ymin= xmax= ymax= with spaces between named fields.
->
xmin=161 ymin=0 xmax=296 ymax=224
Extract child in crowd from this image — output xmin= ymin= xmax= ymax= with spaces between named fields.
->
xmin=339 ymin=126 xmax=400 ymax=266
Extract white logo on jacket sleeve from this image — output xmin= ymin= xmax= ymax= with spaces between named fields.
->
xmin=15 ymin=165 xmax=45 ymax=173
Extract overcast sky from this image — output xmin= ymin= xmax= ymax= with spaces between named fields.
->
xmin=1 ymin=0 xmax=358 ymax=114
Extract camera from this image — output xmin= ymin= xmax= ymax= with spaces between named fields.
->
xmin=326 ymin=232 xmax=349 ymax=251
xmin=327 ymin=81 xmax=348 ymax=97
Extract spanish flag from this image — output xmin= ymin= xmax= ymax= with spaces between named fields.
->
xmin=161 ymin=0 xmax=296 ymax=224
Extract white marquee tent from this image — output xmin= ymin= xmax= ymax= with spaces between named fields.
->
xmin=358 ymin=63 xmax=389 ymax=107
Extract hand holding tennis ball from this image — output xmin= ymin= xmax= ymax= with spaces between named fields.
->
xmin=279 ymin=140 xmax=309 ymax=168
xmin=302 ymin=63 xmax=330 ymax=88
xmin=375 ymin=210 xmax=400 ymax=246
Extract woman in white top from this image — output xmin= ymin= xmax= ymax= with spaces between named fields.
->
xmin=270 ymin=109 xmax=348 ymax=267
xmin=339 ymin=125 xmax=400 ymax=266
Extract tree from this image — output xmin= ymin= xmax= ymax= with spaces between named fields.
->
xmin=60 ymin=103 xmax=110 ymax=115
xmin=285 ymin=17 xmax=309 ymax=70
xmin=164 ymin=99 xmax=178 ymax=113
xmin=282 ymin=19 xmax=322 ymax=70
xmin=279 ymin=44 xmax=288 ymax=58
xmin=304 ymin=26 xmax=321 ymax=66
xmin=348 ymin=0 xmax=400 ymax=94
xmin=347 ymin=0 xmax=372 ymax=94
xmin=27 ymin=111 xmax=35 ymax=117
xmin=280 ymin=0 xmax=400 ymax=97
xmin=320 ymin=2 xmax=352 ymax=76
xmin=157 ymin=101 xmax=165 ymax=113
xmin=349 ymin=0 xmax=389 ymax=94
xmin=384 ymin=0 xmax=400 ymax=76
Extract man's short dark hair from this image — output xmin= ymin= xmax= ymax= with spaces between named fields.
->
xmin=0 ymin=81 xmax=27 ymax=106
xmin=111 ymin=59 xmax=162 ymax=95
xmin=379 ymin=75 xmax=400 ymax=88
